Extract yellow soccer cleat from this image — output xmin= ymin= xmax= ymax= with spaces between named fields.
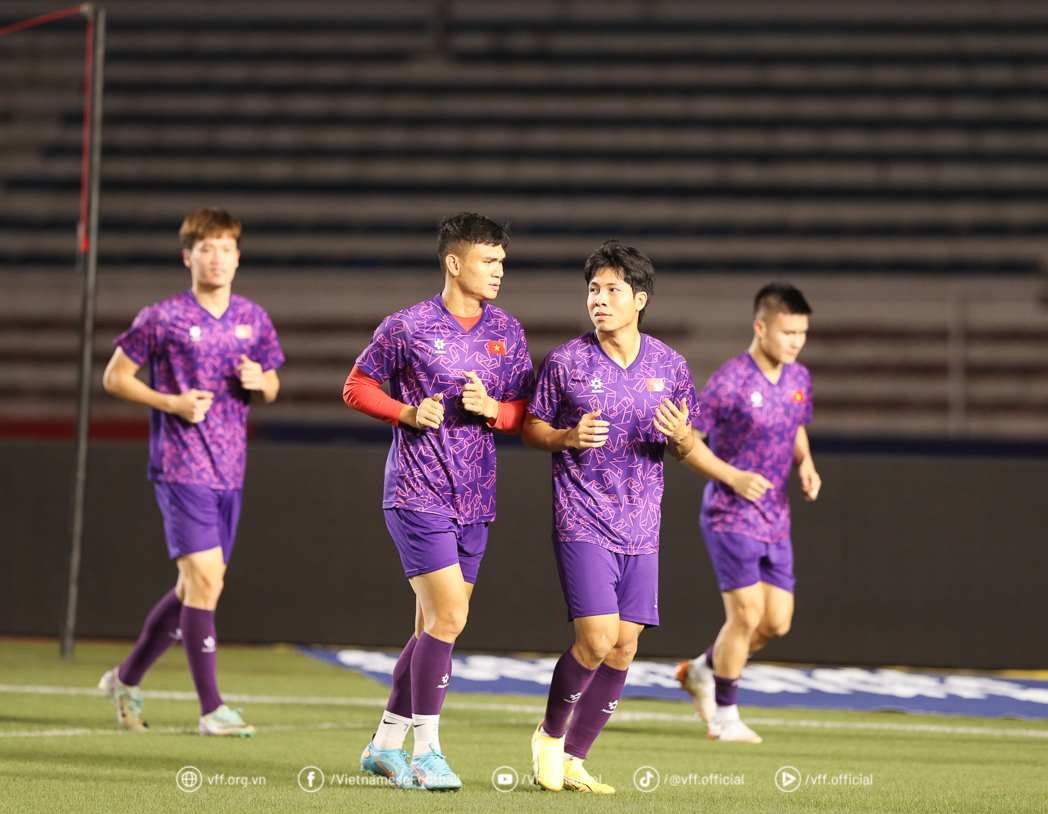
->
xmin=531 ymin=721 xmax=565 ymax=791
xmin=563 ymin=755 xmax=615 ymax=794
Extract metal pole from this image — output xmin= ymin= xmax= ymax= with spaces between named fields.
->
xmin=62 ymin=4 xmax=105 ymax=659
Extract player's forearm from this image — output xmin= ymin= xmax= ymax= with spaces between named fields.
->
xmin=793 ymin=426 xmax=812 ymax=466
xmin=667 ymin=429 xmax=697 ymax=461
xmin=522 ymin=419 xmax=575 ymax=452
xmin=679 ymin=436 xmax=742 ymax=485
xmin=260 ymin=371 xmax=279 ymax=403
xmin=103 ymin=369 xmax=175 ymax=413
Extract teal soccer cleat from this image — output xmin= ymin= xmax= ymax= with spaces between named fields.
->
xmin=360 ymin=739 xmax=419 ymax=789
xmin=410 ymin=746 xmax=463 ymax=791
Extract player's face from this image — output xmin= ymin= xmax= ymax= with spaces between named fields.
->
xmin=451 ymin=243 xmax=505 ymax=301
xmin=183 ymin=232 xmax=240 ymax=291
xmin=588 ymin=268 xmax=646 ymax=333
xmin=756 ymin=311 xmax=808 ymax=365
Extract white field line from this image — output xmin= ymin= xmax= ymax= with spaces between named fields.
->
xmin=2 ymin=684 xmax=1046 ymax=739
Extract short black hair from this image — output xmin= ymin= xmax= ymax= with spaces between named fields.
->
xmin=583 ymin=240 xmax=655 ymax=325
xmin=437 ymin=212 xmax=509 ymax=271
xmin=754 ymin=282 xmax=812 ymax=319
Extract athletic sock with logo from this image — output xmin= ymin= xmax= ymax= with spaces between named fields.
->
xmin=118 ymin=588 xmax=183 ymax=686
xmin=564 ymin=662 xmax=628 ymax=760
xmin=373 ymin=632 xmax=418 ymax=750
xmin=410 ymin=632 xmax=454 ymax=758
xmin=181 ymin=605 xmax=223 ymax=716
xmin=543 ymin=648 xmax=598 ymax=739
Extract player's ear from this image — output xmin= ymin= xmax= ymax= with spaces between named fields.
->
xmin=635 ymin=290 xmax=648 ymax=311
xmin=444 ymin=252 xmax=461 ymax=278
xmin=182 ymin=249 xmax=192 ymax=269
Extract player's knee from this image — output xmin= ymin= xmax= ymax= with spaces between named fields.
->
xmin=607 ymin=640 xmax=637 ymax=669
xmin=576 ymin=630 xmax=615 ymax=664
xmin=187 ymin=571 xmax=223 ymax=603
xmin=765 ymin=616 xmax=791 ymax=639
xmin=730 ymin=604 xmax=763 ymax=633
xmin=432 ymin=606 xmax=468 ymax=639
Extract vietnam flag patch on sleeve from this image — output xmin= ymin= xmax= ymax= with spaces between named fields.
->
xmin=793 ymin=390 xmax=805 ymax=402
xmin=487 ymin=340 xmax=506 ymax=354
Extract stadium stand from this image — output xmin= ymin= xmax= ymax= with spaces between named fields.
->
xmin=3 ymin=0 xmax=1048 ymax=436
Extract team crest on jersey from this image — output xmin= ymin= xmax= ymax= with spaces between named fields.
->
xmin=646 ymin=378 xmax=665 ymax=392
xmin=189 ymin=326 xmax=202 ymax=341
xmin=591 ymin=377 xmax=604 ymax=393
xmin=235 ymin=324 xmax=252 ymax=339
xmin=487 ymin=340 xmax=506 ymax=355
xmin=433 ymin=338 xmax=447 ymax=354
xmin=750 ymin=391 xmax=764 ymax=408
xmin=793 ymin=389 xmax=805 ymax=403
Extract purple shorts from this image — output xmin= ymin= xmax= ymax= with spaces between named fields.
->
xmin=701 ymin=522 xmax=795 ymax=594
xmin=384 ymin=508 xmax=488 ymax=584
xmin=553 ymin=541 xmax=659 ymax=626
xmin=154 ymin=481 xmax=242 ymax=564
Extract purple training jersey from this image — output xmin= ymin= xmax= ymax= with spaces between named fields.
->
xmin=115 ymin=290 xmax=284 ymax=490
xmin=695 ymin=352 xmax=813 ymax=544
xmin=355 ymin=294 xmax=534 ymax=525
xmin=529 ymin=332 xmax=698 ymax=555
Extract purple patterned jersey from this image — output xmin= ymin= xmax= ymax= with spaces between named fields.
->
xmin=115 ymin=290 xmax=284 ymax=490
xmin=529 ymin=332 xmax=698 ymax=555
xmin=355 ymin=295 xmax=534 ymax=524
xmin=695 ymin=352 xmax=813 ymax=544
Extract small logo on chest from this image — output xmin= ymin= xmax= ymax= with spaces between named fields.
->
xmin=235 ymin=324 xmax=252 ymax=340
xmin=189 ymin=326 xmax=202 ymax=342
xmin=750 ymin=391 xmax=764 ymax=408
xmin=433 ymin=338 xmax=447 ymax=355
xmin=591 ymin=377 xmax=604 ymax=393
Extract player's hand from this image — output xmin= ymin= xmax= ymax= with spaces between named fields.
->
xmin=414 ymin=393 xmax=445 ymax=429
xmin=729 ymin=469 xmax=773 ymax=502
xmin=568 ymin=409 xmax=609 ymax=449
xmin=798 ymin=457 xmax=821 ymax=501
xmin=461 ymin=371 xmax=497 ymax=420
xmin=169 ymin=389 xmax=214 ymax=424
xmin=236 ymin=354 xmax=265 ymax=391
xmin=654 ymin=398 xmax=691 ymax=445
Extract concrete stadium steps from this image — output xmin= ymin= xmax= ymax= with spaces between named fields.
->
xmin=2 ymin=271 xmax=1048 ymax=437
xmin=5 ymin=2 xmax=1048 ymax=275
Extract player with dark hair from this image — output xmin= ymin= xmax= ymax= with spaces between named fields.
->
xmin=674 ymin=282 xmax=820 ymax=743
xmin=524 ymin=240 xmax=697 ymax=793
xmin=98 ymin=208 xmax=284 ymax=737
xmin=343 ymin=213 xmax=534 ymax=791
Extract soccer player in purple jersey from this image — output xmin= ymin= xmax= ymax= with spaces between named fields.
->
xmin=97 ymin=209 xmax=284 ymax=737
xmin=523 ymin=241 xmax=698 ymax=793
xmin=343 ymin=213 xmax=534 ymax=791
xmin=674 ymin=282 xmax=821 ymax=743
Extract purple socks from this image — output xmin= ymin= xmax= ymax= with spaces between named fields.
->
xmin=118 ymin=589 xmax=183 ymax=686
xmin=543 ymin=648 xmax=598 ymax=739
xmin=181 ymin=605 xmax=223 ymax=716
xmin=708 ymin=645 xmax=739 ymax=706
xmin=564 ymin=662 xmax=628 ymax=760
xmin=387 ymin=633 xmax=418 ymax=718
xmin=410 ymin=632 xmax=454 ymax=715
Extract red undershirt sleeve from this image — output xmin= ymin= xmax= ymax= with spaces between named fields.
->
xmin=343 ymin=365 xmax=405 ymax=427
xmin=487 ymin=398 xmax=528 ymax=434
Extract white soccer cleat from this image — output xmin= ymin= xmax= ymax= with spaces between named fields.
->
xmin=98 ymin=668 xmax=148 ymax=731
xmin=675 ymin=658 xmax=716 ymax=722
xmin=707 ymin=708 xmax=763 ymax=743
xmin=199 ymin=704 xmax=256 ymax=737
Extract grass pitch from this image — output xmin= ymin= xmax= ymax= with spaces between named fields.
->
xmin=1 ymin=640 xmax=1045 ymax=813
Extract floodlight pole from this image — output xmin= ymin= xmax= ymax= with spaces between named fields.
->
xmin=61 ymin=3 xmax=106 ymax=660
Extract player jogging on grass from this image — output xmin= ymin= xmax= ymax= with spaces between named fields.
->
xmin=343 ymin=213 xmax=533 ymax=791
xmin=98 ymin=208 xmax=284 ymax=737
xmin=675 ymin=282 xmax=820 ymax=743
xmin=524 ymin=241 xmax=698 ymax=793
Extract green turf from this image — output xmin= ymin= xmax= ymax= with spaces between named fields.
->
xmin=1 ymin=640 xmax=1045 ymax=813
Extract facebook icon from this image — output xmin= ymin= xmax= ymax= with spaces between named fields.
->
xmin=298 ymin=766 xmax=325 ymax=792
